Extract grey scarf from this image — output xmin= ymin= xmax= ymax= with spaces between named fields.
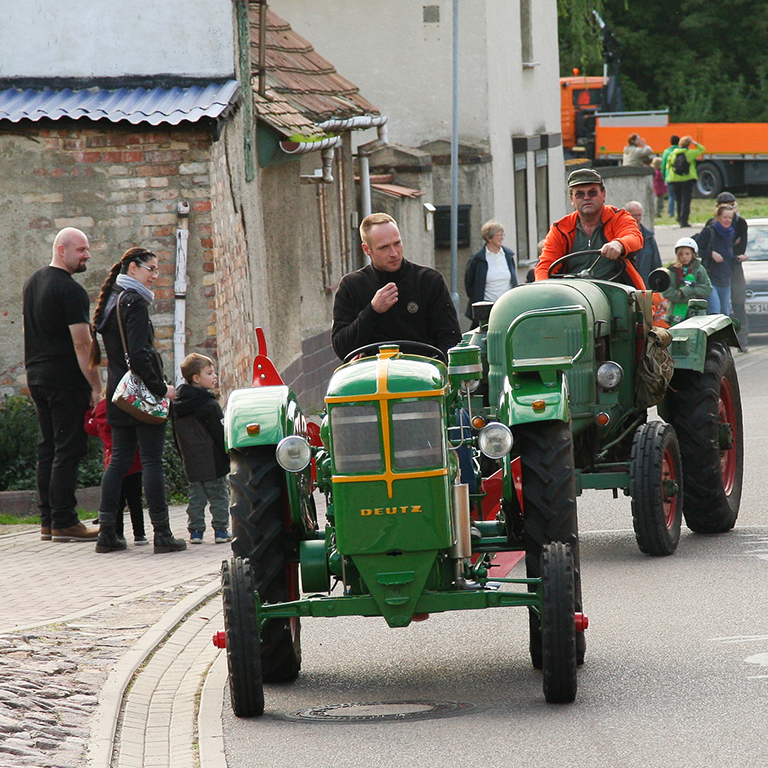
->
xmin=97 ymin=274 xmax=154 ymax=332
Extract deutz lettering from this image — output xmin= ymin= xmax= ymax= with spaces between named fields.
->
xmin=360 ymin=506 xmax=422 ymax=516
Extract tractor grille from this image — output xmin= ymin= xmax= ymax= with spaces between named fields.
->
xmin=391 ymin=400 xmax=443 ymax=470
xmin=330 ymin=404 xmax=382 ymax=474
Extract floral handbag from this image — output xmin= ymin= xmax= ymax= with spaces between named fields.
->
xmin=111 ymin=293 xmax=170 ymax=424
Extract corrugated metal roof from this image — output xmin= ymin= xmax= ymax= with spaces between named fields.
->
xmin=0 ymin=80 xmax=240 ymax=126
xmin=252 ymin=7 xmax=379 ymax=136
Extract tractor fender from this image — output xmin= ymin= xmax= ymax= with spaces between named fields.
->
xmin=667 ymin=314 xmax=740 ymax=373
xmin=498 ymin=372 xmax=571 ymax=427
xmin=225 ymin=385 xmax=304 ymax=451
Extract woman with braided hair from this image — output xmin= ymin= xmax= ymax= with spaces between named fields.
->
xmin=90 ymin=247 xmax=186 ymax=554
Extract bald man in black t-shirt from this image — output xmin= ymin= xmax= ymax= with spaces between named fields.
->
xmin=23 ymin=227 xmax=102 ymax=542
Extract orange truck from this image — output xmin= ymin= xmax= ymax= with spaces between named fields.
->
xmin=561 ymin=73 xmax=768 ymax=198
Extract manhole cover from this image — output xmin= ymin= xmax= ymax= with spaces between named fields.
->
xmin=279 ymin=700 xmax=478 ymax=723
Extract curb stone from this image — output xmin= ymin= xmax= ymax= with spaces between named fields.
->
xmin=87 ymin=578 xmax=221 ymax=768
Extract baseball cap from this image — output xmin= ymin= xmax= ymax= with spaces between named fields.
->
xmin=568 ymin=168 xmax=604 ymax=188
xmin=674 ymin=236 xmax=698 ymax=254
xmin=716 ymin=192 xmax=736 ymax=204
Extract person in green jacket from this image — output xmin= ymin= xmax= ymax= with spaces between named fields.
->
xmin=665 ymin=136 xmax=706 ymax=228
xmin=661 ymin=236 xmax=712 ymax=325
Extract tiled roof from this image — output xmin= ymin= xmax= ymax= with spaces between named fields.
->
xmin=0 ymin=81 xmax=240 ymax=126
xmin=251 ymin=6 xmax=379 ymax=137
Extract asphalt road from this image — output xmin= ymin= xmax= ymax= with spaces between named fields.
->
xmin=221 ymin=340 xmax=768 ymax=768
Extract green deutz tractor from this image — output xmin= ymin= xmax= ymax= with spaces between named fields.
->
xmin=215 ymin=254 xmax=742 ymax=717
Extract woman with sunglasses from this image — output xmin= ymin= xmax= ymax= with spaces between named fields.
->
xmin=89 ymin=248 xmax=187 ymax=554
xmin=535 ymin=167 xmax=646 ymax=289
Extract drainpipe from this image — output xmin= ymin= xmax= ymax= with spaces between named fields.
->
xmin=279 ymin=135 xmax=342 ymax=182
xmin=173 ymin=200 xmax=190 ymax=386
xmin=327 ymin=115 xmax=388 ymax=220
xmin=257 ymin=0 xmax=268 ymax=97
xmin=359 ymin=155 xmax=372 ymax=219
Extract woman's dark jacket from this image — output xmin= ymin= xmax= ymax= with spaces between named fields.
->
xmin=694 ymin=225 xmax=734 ymax=288
xmin=100 ymin=287 xmax=168 ymax=427
xmin=464 ymin=244 xmax=517 ymax=319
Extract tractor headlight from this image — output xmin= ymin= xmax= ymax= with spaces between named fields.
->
xmin=275 ymin=435 xmax=312 ymax=472
xmin=596 ymin=362 xmax=624 ymax=391
xmin=478 ymin=422 xmax=513 ymax=460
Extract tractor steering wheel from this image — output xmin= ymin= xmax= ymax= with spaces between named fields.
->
xmin=547 ymin=249 xmax=627 ymax=282
xmin=343 ymin=340 xmax=447 ymax=364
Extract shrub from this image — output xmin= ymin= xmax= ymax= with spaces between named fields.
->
xmin=0 ymin=395 xmax=39 ymax=492
xmin=0 ymin=394 xmax=187 ymax=502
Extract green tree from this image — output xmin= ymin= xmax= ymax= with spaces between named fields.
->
xmin=560 ymin=0 xmax=768 ymax=123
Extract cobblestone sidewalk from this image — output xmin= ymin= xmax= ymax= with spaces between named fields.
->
xmin=0 ymin=507 xmax=227 ymax=768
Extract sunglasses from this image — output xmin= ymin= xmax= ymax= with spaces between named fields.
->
xmin=571 ymin=188 xmax=600 ymax=200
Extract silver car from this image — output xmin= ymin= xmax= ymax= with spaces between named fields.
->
xmin=744 ymin=218 xmax=768 ymax=333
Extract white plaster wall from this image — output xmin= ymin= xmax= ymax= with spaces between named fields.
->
xmin=270 ymin=0 xmax=565 ymax=238
xmin=270 ymin=0 xmax=493 ymax=149
xmin=2 ymin=0 xmax=235 ymax=79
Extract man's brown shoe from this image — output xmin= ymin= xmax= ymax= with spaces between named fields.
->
xmin=52 ymin=522 xmax=100 ymax=542
xmin=41 ymin=526 xmax=52 ymax=541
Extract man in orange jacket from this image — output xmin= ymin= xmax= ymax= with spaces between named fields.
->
xmin=535 ymin=168 xmax=645 ymax=289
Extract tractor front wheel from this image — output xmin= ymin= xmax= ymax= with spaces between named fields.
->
xmin=229 ymin=446 xmax=302 ymax=682
xmin=630 ymin=421 xmax=683 ymax=556
xmin=513 ymin=420 xmax=583 ymax=670
xmin=222 ymin=557 xmax=264 ymax=717
xmin=541 ymin=542 xmax=578 ymax=704
xmin=664 ymin=339 xmax=743 ymax=533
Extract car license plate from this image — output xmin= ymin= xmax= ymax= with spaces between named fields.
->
xmin=746 ymin=302 xmax=768 ymax=314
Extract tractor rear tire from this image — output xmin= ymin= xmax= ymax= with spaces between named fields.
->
xmin=513 ymin=420 xmax=583 ymax=670
xmin=665 ymin=338 xmax=743 ymax=533
xmin=229 ymin=446 xmax=302 ymax=683
xmin=541 ymin=542 xmax=578 ymax=704
xmin=630 ymin=421 xmax=683 ymax=556
xmin=222 ymin=557 xmax=264 ymax=717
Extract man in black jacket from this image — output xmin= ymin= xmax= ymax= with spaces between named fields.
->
xmin=332 ymin=213 xmax=461 ymax=360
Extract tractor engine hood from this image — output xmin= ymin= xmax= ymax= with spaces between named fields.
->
xmin=486 ymin=280 xmax=613 ymax=408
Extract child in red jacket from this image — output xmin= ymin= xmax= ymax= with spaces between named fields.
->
xmin=84 ymin=399 xmax=148 ymax=545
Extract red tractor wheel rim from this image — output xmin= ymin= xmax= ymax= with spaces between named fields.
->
xmin=719 ymin=375 xmax=737 ymax=494
xmin=662 ymin=449 xmax=678 ymax=529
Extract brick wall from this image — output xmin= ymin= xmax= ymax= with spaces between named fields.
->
xmin=0 ymin=120 xmax=217 ymax=394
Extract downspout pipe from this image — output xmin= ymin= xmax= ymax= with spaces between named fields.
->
xmin=257 ymin=0 xmax=268 ymax=97
xmin=321 ymin=115 xmax=388 ymax=219
xmin=173 ymin=200 xmax=191 ymax=386
xmin=279 ymin=136 xmax=342 ymax=182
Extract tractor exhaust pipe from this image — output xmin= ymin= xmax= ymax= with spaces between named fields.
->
xmin=450 ymin=483 xmax=471 ymax=559
xmin=450 ymin=484 xmax=480 ymax=590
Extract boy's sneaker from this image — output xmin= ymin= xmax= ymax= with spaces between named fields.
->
xmin=214 ymin=530 xmax=232 ymax=544
xmin=189 ymin=530 xmax=204 ymax=544
xmin=134 ymin=536 xmax=149 ymax=546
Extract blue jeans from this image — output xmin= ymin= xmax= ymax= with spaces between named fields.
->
xmin=100 ymin=422 xmax=168 ymax=526
xmin=667 ymin=183 xmax=676 ymax=216
xmin=186 ymin=477 xmax=230 ymax=532
xmin=707 ymin=284 xmax=732 ymax=317
xmin=29 ymin=385 xmax=90 ymax=529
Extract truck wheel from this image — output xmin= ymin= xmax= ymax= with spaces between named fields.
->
xmin=222 ymin=557 xmax=264 ymax=717
xmin=696 ymin=162 xmax=723 ymax=198
xmin=229 ymin=446 xmax=302 ymax=682
xmin=541 ymin=542 xmax=577 ymax=704
xmin=514 ymin=421 xmax=583 ymax=669
xmin=630 ymin=421 xmax=683 ymax=556
xmin=665 ymin=339 xmax=743 ymax=533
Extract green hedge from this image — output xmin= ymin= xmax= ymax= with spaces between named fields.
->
xmin=0 ymin=394 xmax=188 ymax=502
